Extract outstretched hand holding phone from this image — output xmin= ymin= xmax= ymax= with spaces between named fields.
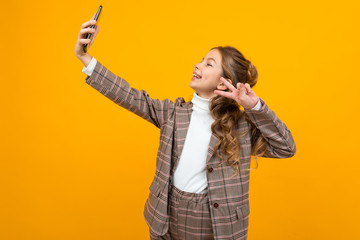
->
xmin=75 ymin=6 xmax=102 ymax=67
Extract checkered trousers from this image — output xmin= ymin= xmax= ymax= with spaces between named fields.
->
xmin=149 ymin=183 xmax=214 ymax=240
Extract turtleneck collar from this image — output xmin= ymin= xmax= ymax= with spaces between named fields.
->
xmin=191 ymin=92 xmax=211 ymax=112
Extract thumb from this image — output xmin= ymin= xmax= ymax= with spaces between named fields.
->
xmin=94 ymin=25 xmax=99 ymax=34
xmin=91 ymin=12 xmax=96 ymax=21
xmin=91 ymin=25 xmax=100 ymax=42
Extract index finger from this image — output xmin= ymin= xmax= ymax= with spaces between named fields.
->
xmin=220 ymin=77 xmax=236 ymax=91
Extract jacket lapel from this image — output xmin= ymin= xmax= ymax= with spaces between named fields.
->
xmin=174 ymin=101 xmax=192 ymax=162
xmin=206 ymin=130 xmax=220 ymax=164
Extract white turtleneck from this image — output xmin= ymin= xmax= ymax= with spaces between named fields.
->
xmin=82 ymin=56 xmax=262 ymax=194
xmin=172 ymin=92 xmax=215 ymax=193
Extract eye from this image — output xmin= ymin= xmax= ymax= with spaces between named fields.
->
xmin=207 ymin=64 xmax=212 ymax=67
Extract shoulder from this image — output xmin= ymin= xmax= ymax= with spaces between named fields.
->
xmin=175 ymin=97 xmax=192 ymax=108
xmin=175 ymin=97 xmax=185 ymax=105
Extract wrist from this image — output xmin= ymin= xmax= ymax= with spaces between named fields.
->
xmin=77 ymin=53 xmax=93 ymax=68
xmin=245 ymin=97 xmax=260 ymax=110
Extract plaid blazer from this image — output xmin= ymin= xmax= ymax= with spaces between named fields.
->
xmin=85 ymin=60 xmax=296 ymax=240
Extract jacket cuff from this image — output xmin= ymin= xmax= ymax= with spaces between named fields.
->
xmin=82 ymin=56 xmax=97 ymax=76
xmin=244 ymin=97 xmax=266 ymax=113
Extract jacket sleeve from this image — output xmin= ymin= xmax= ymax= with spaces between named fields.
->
xmin=84 ymin=59 xmax=175 ymax=129
xmin=244 ymin=98 xmax=296 ymax=158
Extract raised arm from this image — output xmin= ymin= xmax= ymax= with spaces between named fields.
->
xmin=83 ymin=58 xmax=175 ymax=129
xmin=244 ymin=98 xmax=296 ymax=158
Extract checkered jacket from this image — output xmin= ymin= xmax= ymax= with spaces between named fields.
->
xmin=84 ymin=60 xmax=296 ymax=240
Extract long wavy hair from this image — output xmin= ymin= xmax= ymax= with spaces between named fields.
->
xmin=207 ymin=46 xmax=267 ymax=178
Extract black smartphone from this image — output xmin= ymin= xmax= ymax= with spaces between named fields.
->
xmin=83 ymin=5 xmax=103 ymax=53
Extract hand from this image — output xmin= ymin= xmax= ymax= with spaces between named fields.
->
xmin=213 ymin=77 xmax=259 ymax=109
xmin=74 ymin=13 xmax=100 ymax=58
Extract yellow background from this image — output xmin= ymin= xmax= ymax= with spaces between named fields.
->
xmin=1 ymin=0 xmax=359 ymax=239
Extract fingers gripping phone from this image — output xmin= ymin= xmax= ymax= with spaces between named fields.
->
xmin=84 ymin=5 xmax=102 ymax=53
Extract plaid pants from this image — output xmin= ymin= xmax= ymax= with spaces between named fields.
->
xmin=149 ymin=183 xmax=214 ymax=240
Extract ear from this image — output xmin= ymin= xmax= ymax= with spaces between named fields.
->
xmin=216 ymin=78 xmax=232 ymax=90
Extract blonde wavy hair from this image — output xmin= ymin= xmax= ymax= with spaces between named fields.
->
xmin=207 ymin=46 xmax=267 ymax=178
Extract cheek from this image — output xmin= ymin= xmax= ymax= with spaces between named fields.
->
xmin=204 ymin=69 xmax=219 ymax=79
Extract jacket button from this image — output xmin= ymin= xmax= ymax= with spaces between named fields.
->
xmin=208 ymin=167 xmax=213 ymax=172
xmin=213 ymin=202 xmax=219 ymax=208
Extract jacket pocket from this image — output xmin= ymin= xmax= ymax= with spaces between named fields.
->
xmin=149 ymin=180 xmax=161 ymax=198
xmin=235 ymin=203 xmax=250 ymax=219
xmin=232 ymin=203 xmax=250 ymax=236
xmin=144 ymin=180 xmax=169 ymax=236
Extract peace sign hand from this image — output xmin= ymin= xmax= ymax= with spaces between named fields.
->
xmin=213 ymin=77 xmax=259 ymax=110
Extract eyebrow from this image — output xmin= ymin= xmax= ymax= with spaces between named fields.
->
xmin=202 ymin=57 xmax=217 ymax=64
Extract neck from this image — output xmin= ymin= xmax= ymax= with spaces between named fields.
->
xmin=195 ymin=91 xmax=217 ymax=100
xmin=191 ymin=92 xmax=210 ymax=112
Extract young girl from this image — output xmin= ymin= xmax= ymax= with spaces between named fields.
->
xmin=75 ymin=16 xmax=296 ymax=240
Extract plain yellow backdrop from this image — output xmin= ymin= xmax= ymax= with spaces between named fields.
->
xmin=1 ymin=0 xmax=359 ymax=239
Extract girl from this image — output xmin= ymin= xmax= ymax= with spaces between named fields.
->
xmin=75 ymin=15 xmax=296 ymax=240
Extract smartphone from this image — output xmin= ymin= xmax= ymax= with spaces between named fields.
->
xmin=83 ymin=5 xmax=103 ymax=53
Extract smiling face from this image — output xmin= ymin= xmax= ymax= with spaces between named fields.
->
xmin=189 ymin=49 xmax=231 ymax=99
